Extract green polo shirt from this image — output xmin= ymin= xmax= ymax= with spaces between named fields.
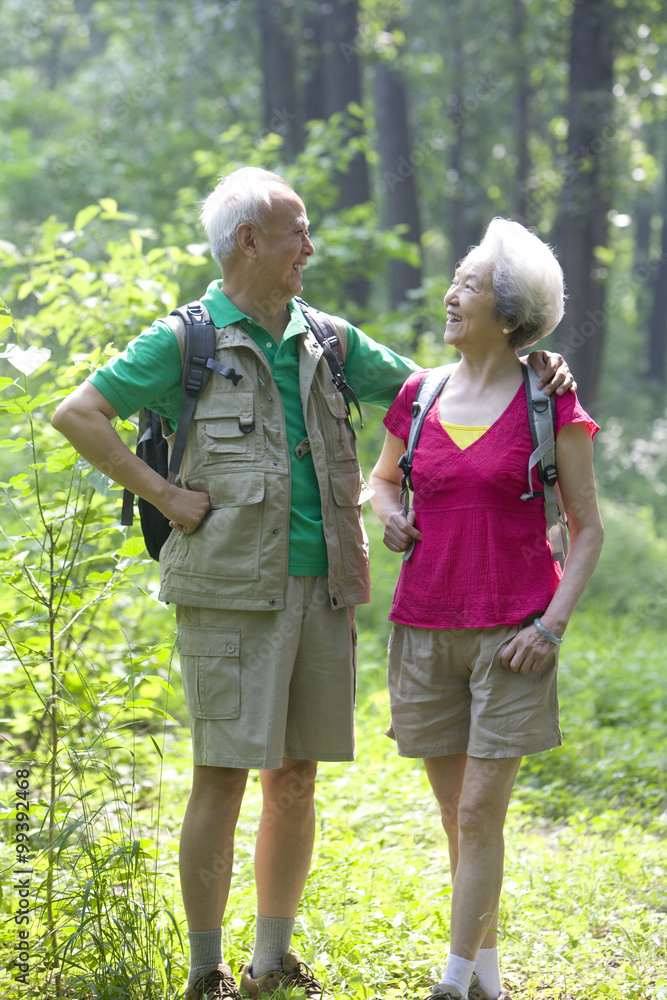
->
xmin=90 ymin=279 xmax=418 ymax=574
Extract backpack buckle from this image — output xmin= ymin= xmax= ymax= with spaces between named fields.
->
xmin=543 ymin=464 xmax=557 ymax=486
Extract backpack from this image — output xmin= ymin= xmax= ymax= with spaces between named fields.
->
xmin=397 ymin=361 xmax=569 ymax=567
xmin=120 ymin=300 xmax=219 ymax=559
xmin=121 ymin=298 xmax=356 ymax=559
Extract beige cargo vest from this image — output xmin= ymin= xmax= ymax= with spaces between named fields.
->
xmin=158 ymin=318 xmax=373 ymax=611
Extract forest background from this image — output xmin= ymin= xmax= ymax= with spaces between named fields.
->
xmin=0 ymin=0 xmax=666 ymax=998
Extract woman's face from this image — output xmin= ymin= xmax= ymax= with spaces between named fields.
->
xmin=443 ymin=256 xmax=509 ymax=351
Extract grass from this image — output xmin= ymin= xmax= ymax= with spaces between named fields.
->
xmin=0 ymin=603 xmax=666 ymax=999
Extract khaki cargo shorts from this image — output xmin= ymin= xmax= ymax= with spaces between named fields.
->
xmin=387 ymin=623 xmax=562 ymax=759
xmin=176 ymin=576 xmax=357 ymax=769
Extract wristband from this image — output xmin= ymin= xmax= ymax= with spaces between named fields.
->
xmin=533 ymin=617 xmax=563 ymax=644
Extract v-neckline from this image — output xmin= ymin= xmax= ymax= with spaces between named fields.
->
xmin=436 ymin=382 xmax=525 ymax=452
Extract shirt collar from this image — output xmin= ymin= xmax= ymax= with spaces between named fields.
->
xmin=201 ymin=279 xmax=309 ymax=338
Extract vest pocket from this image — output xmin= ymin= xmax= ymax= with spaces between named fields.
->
xmin=321 ymin=391 xmax=357 ymax=461
xmin=164 ymin=473 xmax=265 ymax=583
xmin=176 ymin=625 xmax=241 ymax=719
xmin=194 ymin=391 xmax=256 ymax=462
xmin=328 ymin=471 xmax=372 ymax=574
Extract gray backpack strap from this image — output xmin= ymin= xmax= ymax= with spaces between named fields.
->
xmin=521 ymin=363 xmax=569 ymax=568
xmin=398 ymin=364 xmax=456 ymax=560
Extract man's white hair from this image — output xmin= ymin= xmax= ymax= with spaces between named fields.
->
xmin=200 ymin=167 xmax=293 ymax=266
xmin=463 ymin=218 xmax=565 ymax=348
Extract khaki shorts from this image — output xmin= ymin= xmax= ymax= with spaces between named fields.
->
xmin=176 ymin=577 xmax=357 ymax=769
xmin=387 ymin=623 xmax=562 ymax=759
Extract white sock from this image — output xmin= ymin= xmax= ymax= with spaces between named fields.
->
xmin=441 ymin=953 xmax=476 ymax=996
xmin=250 ymin=915 xmax=295 ymax=979
xmin=187 ymin=928 xmax=223 ymax=985
xmin=476 ymin=947 xmax=502 ymax=998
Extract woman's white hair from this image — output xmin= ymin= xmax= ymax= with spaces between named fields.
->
xmin=463 ymin=218 xmax=565 ymax=348
xmin=200 ymin=167 xmax=293 ymax=266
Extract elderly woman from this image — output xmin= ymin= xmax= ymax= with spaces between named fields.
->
xmin=369 ymin=219 xmax=603 ymax=1000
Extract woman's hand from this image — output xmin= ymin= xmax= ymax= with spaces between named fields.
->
xmin=382 ymin=508 xmax=423 ymax=553
xmin=370 ymin=428 xmax=424 ymax=553
xmin=501 ymin=625 xmax=556 ymax=674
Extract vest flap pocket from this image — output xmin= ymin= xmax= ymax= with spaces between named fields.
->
xmin=329 ymin=471 xmax=374 ymax=507
xmin=209 ymin=471 xmax=265 ymax=508
xmin=176 ymin=626 xmax=241 ymax=720
xmin=322 ymin=390 xmax=348 ymax=419
xmin=196 ymin=391 xmax=255 ymax=445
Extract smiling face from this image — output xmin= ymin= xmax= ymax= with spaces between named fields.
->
xmin=253 ymin=188 xmax=315 ymax=303
xmin=443 ymin=255 xmax=510 ymax=353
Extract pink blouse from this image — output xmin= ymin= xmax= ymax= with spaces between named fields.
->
xmin=383 ymin=371 xmax=599 ymax=629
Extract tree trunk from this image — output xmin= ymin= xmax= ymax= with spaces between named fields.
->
xmin=511 ymin=0 xmax=531 ymax=224
xmin=550 ymin=0 xmax=615 ymax=414
xmin=321 ymin=0 xmax=370 ymax=208
xmin=302 ymin=3 xmax=327 ymax=123
xmin=320 ymin=0 xmax=371 ymax=305
xmin=448 ymin=1 xmax=468 ymax=273
xmin=374 ymin=61 xmax=423 ymax=309
xmin=256 ymin=0 xmax=302 ymax=158
xmin=647 ymin=156 xmax=667 ymax=394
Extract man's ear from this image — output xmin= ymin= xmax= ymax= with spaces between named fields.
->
xmin=236 ymin=222 xmax=257 ymax=258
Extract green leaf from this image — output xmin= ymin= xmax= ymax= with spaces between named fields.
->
xmin=116 ymin=536 xmax=148 ymax=558
xmin=143 ymin=675 xmax=176 ymax=697
xmin=0 ymin=316 xmax=13 ymax=332
xmin=74 ymin=205 xmax=101 ymax=232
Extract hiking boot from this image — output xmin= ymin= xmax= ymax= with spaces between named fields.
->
xmin=425 ymin=987 xmax=465 ymax=1000
xmin=468 ymin=983 xmax=512 ymax=1000
xmin=423 ymin=974 xmax=479 ymax=1000
xmin=185 ymin=963 xmax=243 ymax=1000
xmin=240 ymin=952 xmax=328 ymax=999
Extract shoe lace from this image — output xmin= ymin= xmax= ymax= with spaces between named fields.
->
xmin=196 ymin=968 xmax=242 ymax=1000
xmin=284 ymin=961 xmax=324 ymax=998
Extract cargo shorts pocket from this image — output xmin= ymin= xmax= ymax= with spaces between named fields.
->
xmin=176 ymin=625 xmax=241 ymax=720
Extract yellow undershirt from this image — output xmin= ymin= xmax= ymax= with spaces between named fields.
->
xmin=441 ymin=421 xmax=490 ymax=449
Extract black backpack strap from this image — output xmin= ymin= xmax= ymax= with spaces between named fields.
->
xmin=120 ymin=301 xmax=236 ymax=541
xmin=397 ymin=365 xmax=455 ymax=560
xmin=296 ymin=296 xmax=364 ymax=430
xmin=167 ymin=301 xmax=218 ymax=483
xmin=121 ymin=486 xmax=135 ymax=526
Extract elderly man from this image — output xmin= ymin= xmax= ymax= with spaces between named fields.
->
xmin=52 ymin=168 xmax=572 ymax=1000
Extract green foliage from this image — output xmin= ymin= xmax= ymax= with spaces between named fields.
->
xmin=0 ymin=247 xmax=188 ymax=995
xmin=582 ymin=499 xmax=667 ymax=618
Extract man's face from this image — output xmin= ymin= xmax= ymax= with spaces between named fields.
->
xmin=253 ymin=189 xmax=315 ymax=304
